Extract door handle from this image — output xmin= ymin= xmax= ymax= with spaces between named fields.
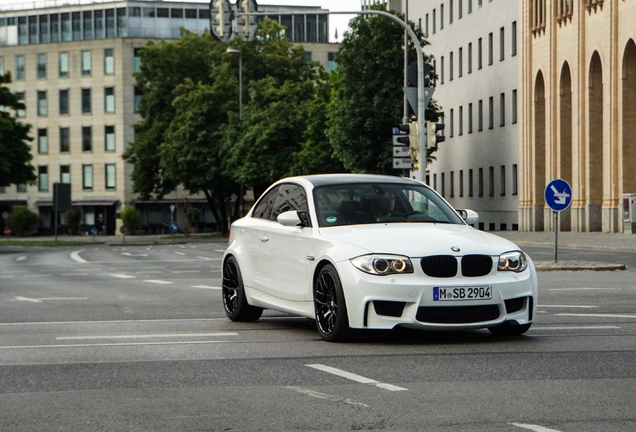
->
xmin=259 ymin=234 xmax=269 ymax=242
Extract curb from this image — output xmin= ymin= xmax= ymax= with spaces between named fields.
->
xmin=534 ymin=261 xmax=626 ymax=272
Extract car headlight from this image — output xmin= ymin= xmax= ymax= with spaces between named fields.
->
xmin=350 ymin=254 xmax=414 ymax=276
xmin=498 ymin=251 xmax=528 ymax=273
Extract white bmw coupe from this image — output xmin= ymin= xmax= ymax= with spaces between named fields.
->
xmin=222 ymin=174 xmax=538 ymax=342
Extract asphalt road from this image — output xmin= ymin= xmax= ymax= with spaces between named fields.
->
xmin=1 ymin=242 xmax=635 ymax=431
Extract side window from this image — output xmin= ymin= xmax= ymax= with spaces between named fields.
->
xmin=271 ymin=183 xmax=309 ymax=222
xmin=251 ymin=186 xmax=280 ymax=220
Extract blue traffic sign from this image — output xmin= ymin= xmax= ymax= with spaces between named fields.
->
xmin=545 ymin=179 xmax=572 ymax=212
xmin=90 ymin=227 xmax=98 ymax=236
xmin=169 ymin=222 xmax=179 ymax=233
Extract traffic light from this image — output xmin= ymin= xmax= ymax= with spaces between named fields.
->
xmin=427 ymin=122 xmax=445 ymax=148
xmin=236 ymin=0 xmax=258 ymax=41
xmin=210 ymin=0 xmax=233 ymax=41
xmin=394 ymin=122 xmax=420 ymax=158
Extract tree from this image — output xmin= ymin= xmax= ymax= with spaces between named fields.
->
xmin=7 ymin=206 xmax=38 ymax=236
xmin=0 ymin=73 xmax=35 ymax=187
xmin=327 ymin=5 xmax=442 ymax=174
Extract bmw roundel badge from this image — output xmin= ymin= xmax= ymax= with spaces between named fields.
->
xmin=450 ymin=246 xmax=461 ymax=252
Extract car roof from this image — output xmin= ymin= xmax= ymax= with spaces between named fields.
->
xmin=285 ymin=174 xmax=424 ymax=188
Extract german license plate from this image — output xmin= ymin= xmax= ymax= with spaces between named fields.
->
xmin=433 ymin=286 xmax=492 ymax=301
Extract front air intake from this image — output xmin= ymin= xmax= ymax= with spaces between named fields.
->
xmin=420 ymin=255 xmax=458 ymax=278
xmin=461 ymin=255 xmax=493 ymax=277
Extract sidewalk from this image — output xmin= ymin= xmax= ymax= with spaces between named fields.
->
xmin=0 ymin=232 xmax=228 ymax=246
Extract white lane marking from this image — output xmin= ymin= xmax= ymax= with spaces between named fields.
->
xmin=136 ymin=271 xmax=162 ymax=274
xmin=121 ymin=252 xmax=149 ymax=257
xmin=306 ymin=364 xmax=408 ymax=392
xmin=60 ymin=273 xmax=88 ymax=276
xmin=172 ymin=270 xmax=200 ymax=274
xmin=70 ymin=250 xmax=87 ymax=263
xmin=557 ymin=313 xmax=636 ymax=319
xmin=190 ymin=285 xmax=221 ymax=290
xmin=0 ymin=318 xmax=229 ymax=326
xmin=110 ymin=274 xmax=136 ymax=279
xmin=549 ymin=288 xmax=620 ymax=291
xmin=16 ymin=256 xmax=27 ymax=261
xmin=56 ymin=332 xmax=238 ymax=341
xmin=539 ymin=305 xmax=598 ymax=308
xmin=197 ymin=256 xmax=222 ymax=261
xmin=285 ymin=386 xmax=369 ymax=407
xmin=11 ymin=297 xmax=87 ymax=303
xmin=174 ymin=251 xmax=186 ymax=255
xmin=0 ymin=275 xmax=15 ymax=279
xmin=532 ymin=326 xmax=620 ymax=330
xmin=215 ymin=249 xmax=226 ymax=253
xmin=510 ymin=423 xmax=563 ymax=432
xmin=143 ymin=280 xmax=174 ymax=284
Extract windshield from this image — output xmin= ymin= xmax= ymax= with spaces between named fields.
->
xmin=313 ymin=182 xmax=464 ymax=227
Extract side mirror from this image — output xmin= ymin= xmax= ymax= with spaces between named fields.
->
xmin=277 ymin=210 xmax=309 ymax=228
xmin=457 ymin=209 xmax=479 ymax=226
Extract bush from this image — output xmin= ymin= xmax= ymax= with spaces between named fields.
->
xmin=64 ymin=207 xmax=82 ymax=235
xmin=7 ymin=207 xmax=38 ymax=236
xmin=120 ymin=206 xmax=140 ymax=235
xmin=186 ymin=206 xmax=201 ymax=228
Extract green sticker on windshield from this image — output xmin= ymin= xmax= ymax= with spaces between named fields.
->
xmin=326 ymin=216 xmax=337 ymax=223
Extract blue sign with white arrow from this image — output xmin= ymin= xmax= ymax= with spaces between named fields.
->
xmin=545 ymin=179 xmax=572 ymax=212
xmin=169 ymin=222 xmax=179 ymax=233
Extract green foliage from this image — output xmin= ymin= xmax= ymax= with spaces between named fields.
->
xmin=186 ymin=206 xmax=201 ymax=227
xmin=7 ymin=206 xmax=38 ymax=236
xmin=120 ymin=207 xmax=141 ymax=234
xmin=64 ymin=207 xmax=82 ymax=235
xmin=0 ymin=73 xmax=36 ymax=187
xmin=327 ymin=5 xmax=442 ymax=174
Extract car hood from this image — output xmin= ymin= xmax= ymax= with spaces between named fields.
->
xmin=317 ymin=223 xmax=520 ymax=257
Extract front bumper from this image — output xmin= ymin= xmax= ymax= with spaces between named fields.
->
xmin=334 ymin=258 xmax=538 ymax=330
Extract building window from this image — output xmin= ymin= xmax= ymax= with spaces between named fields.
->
xmin=59 ymin=89 xmax=69 ymax=115
xmin=488 ymin=167 xmax=495 ymax=197
xmin=450 ymin=171 xmax=455 ymax=197
xmin=0 ymin=56 xmax=4 ymax=75
xmin=458 ymin=47 xmax=463 ymax=77
xmin=105 ymin=164 xmax=116 ymax=189
xmin=441 ymin=172 xmax=445 ymax=197
xmin=500 ymin=93 xmax=506 ymax=127
xmin=37 ymin=91 xmax=47 ymax=116
xmin=488 ymin=96 xmax=494 ymax=129
xmin=433 ymin=173 xmax=437 ymax=191
xmin=433 ymin=9 xmax=436 ymax=34
xmin=105 ymin=125 xmax=116 ymax=152
xmin=459 ymin=0 xmax=463 ymax=19
xmin=15 ymin=92 xmax=25 ymax=118
xmin=440 ymin=56 xmax=445 ymax=84
xmin=82 ymin=50 xmax=91 ymax=75
xmin=84 ymin=11 xmax=93 ymax=40
xmin=134 ymin=86 xmax=142 ymax=113
xmin=500 ymin=27 xmax=505 ymax=61
xmin=449 ymin=51 xmax=454 ymax=80
xmin=440 ymin=4 xmax=444 ymax=30
xmin=38 ymin=166 xmax=48 ymax=192
xmin=478 ymin=99 xmax=483 ymax=131
xmin=458 ymin=106 xmax=463 ymax=136
xmin=60 ymin=127 xmax=70 ymax=152
xmin=512 ymin=21 xmax=517 ymax=56
xmin=83 ymin=164 xmax=93 ymax=190
xmin=468 ymin=169 xmax=474 ymax=197
xmin=104 ymin=87 xmax=115 ymax=113
xmin=478 ymin=168 xmax=484 ymax=197
xmin=82 ymin=126 xmax=92 ymax=152
xmin=38 ymin=129 xmax=48 ymax=154
xmin=15 ymin=55 xmax=25 ymax=80
xmin=37 ymin=53 xmax=47 ymax=79
xmin=468 ymin=103 xmax=473 ymax=133
xmin=327 ymin=52 xmax=337 ymax=72
xmin=134 ymin=48 xmax=142 ymax=73
xmin=488 ymin=32 xmax=493 ymax=65
xmin=478 ymin=38 xmax=483 ymax=70
xmin=468 ymin=43 xmax=472 ymax=74
xmin=500 ymin=165 xmax=506 ymax=196
xmin=459 ymin=170 xmax=464 ymax=197
xmin=449 ymin=108 xmax=454 ymax=137
xmin=468 ymin=0 xmax=473 ymax=14
xmin=512 ymin=164 xmax=518 ymax=195
xmin=59 ymin=52 xmax=69 ymax=77
xmin=104 ymin=48 xmax=114 ymax=74
xmin=449 ymin=0 xmax=454 ymax=24
xmin=425 ymin=13 xmax=429 ymax=37
xmin=512 ymin=89 xmax=518 ymax=124
xmin=82 ymin=88 xmax=91 ymax=114
xmin=60 ymin=165 xmax=70 ymax=184
xmin=17 ymin=184 xmax=27 ymax=193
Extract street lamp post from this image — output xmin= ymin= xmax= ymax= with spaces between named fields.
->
xmin=226 ymin=47 xmax=242 ymax=119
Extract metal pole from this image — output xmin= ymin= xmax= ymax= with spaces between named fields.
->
xmin=554 ymin=210 xmax=558 ymax=263
xmin=402 ymin=0 xmax=409 ymax=125
xmin=242 ymin=10 xmax=428 ymax=181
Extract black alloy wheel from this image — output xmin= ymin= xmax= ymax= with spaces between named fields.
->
xmin=222 ymin=256 xmax=263 ymax=322
xmin=314 ymin=264 xmax=353 ymax=342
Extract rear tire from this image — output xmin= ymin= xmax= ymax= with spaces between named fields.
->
xmin=222 ymin=256 xmax=263 ymax=322
xmin=314 ymin=264 xmax=354 ymax=342
xmin=488 ymin=322 xmax=531 ymax=336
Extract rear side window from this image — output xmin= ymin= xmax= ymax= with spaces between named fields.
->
xmin=251 ymin=186 xmax=279 ymax=220
xmin=271 ymin=183 xmax=309 ymax=222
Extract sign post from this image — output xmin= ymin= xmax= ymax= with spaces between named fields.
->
xmin=544 ymin=179 xmax=572 ymax=263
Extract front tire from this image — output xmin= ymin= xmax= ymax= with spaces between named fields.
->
xmin=488 ymin=321 xmax=531 ymax=336
xmin=222 ymin=256 xmax=263 ymax=322
xmin=314 ymin=264 xmax=353 ymax=342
